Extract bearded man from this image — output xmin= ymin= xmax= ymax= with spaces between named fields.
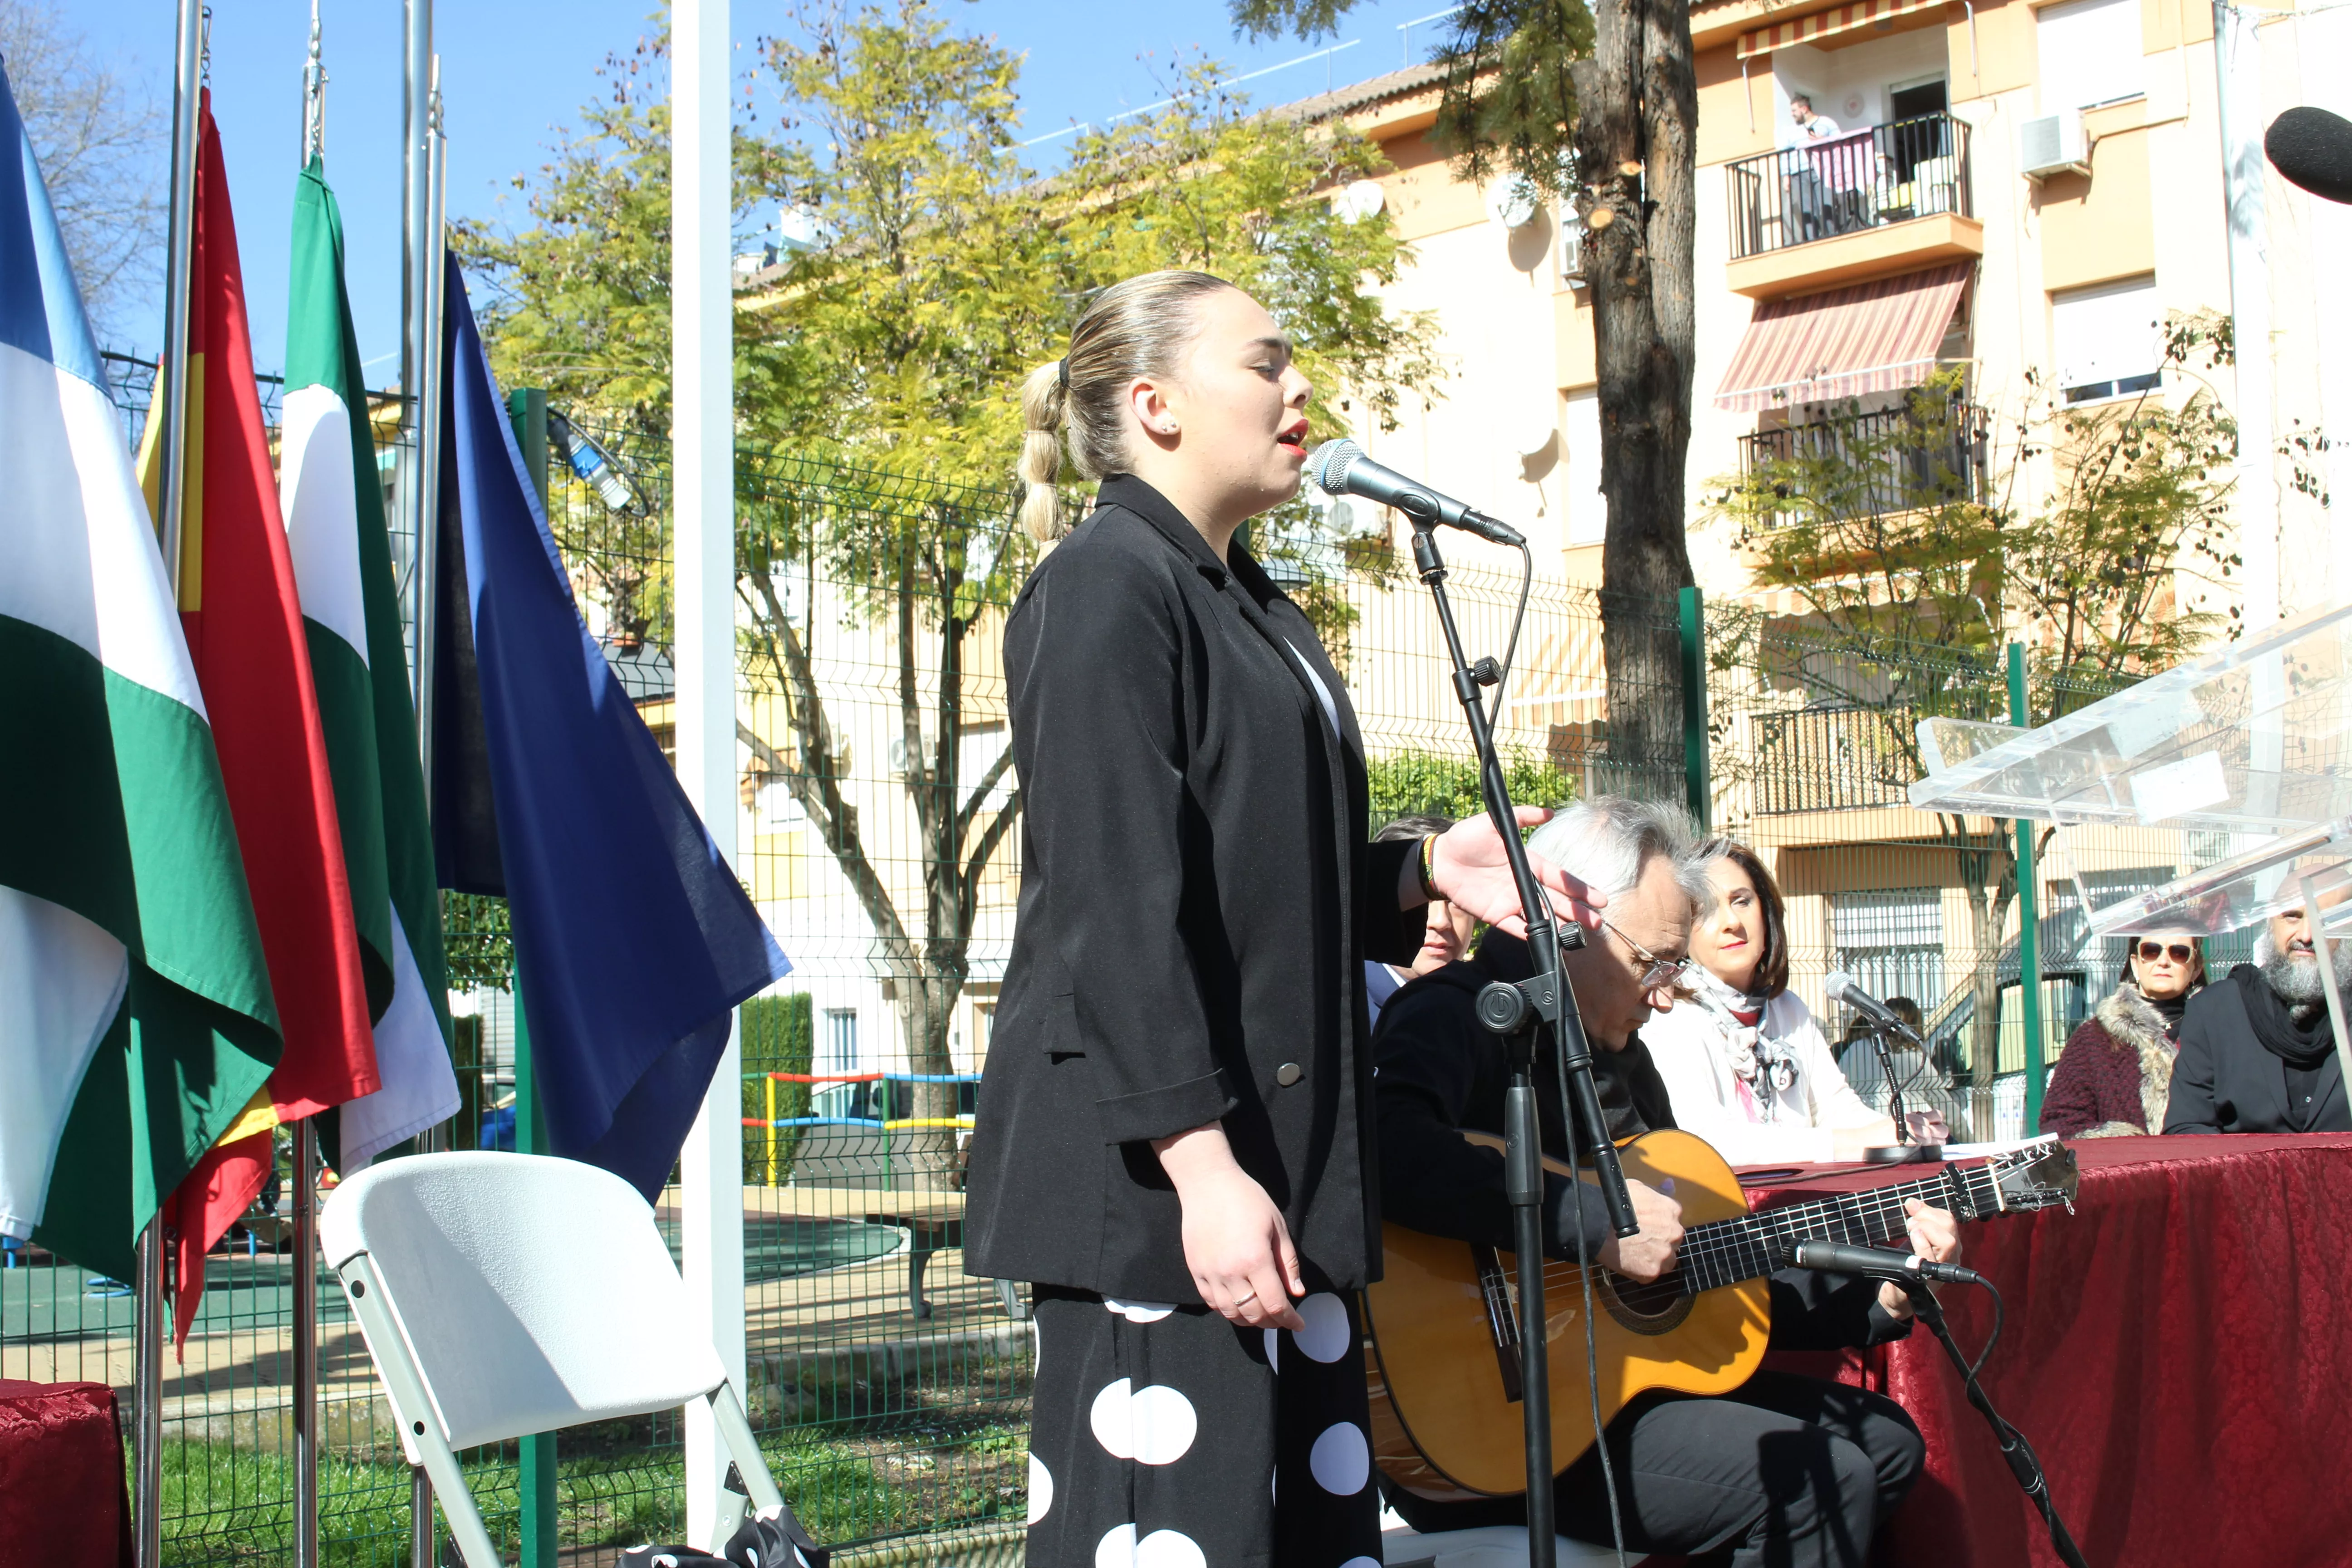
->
xmin=2164 ymin=902 xmax=2352 ymax=1133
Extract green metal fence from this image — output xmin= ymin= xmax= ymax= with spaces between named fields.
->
xmin=0 ymin=370 xmax=2206 ymax=1565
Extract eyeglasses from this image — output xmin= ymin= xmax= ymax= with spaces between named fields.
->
xmin=2136 ymin=941 xmax=2196 ymax=964
xmin=1601 ymin=916 xmax=1689 ymax=993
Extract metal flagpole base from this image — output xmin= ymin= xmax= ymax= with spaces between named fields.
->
xmin=411 ymin=1467 xmax=436 ymax=1567
xmin=294 ymin=1121 xmax=320 ymax=1567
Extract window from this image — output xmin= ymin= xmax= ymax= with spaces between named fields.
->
xmin=822 ymin=1008 xmax=858 ymax=1073
xmin=2052 ymin=276 xmax=2161 ymax=404
xmin=815 ymin=1008 xmax=860 ymax=1119
xmin=1830 ymin=887 xmax=1946 ymax=1030
xmin=2037 ymin=0 xmax=2144 ymax=115
xmin=1563 ymin=389 xmax=1607 ymax=547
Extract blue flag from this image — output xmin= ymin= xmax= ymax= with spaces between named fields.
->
xmin=432 ymin=255 xmax=790 ymax=1198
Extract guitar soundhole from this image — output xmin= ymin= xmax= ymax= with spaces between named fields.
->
xmin=1598 ymin=1272 xmax=1694 ymax=1336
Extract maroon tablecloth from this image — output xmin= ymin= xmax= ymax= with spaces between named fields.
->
xmin=0 ymin=1378 xmax=132 ymax=1565
xmin=1751 ymin=1135 xmax=2352 ymax=1568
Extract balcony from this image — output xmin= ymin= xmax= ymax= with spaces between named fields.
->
xmin=1735 ymin=394 xmax=1989 ymax=529
xmin=1724 ymin=114 xmax=1980 ymax=297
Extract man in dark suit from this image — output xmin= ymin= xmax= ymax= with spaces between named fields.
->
xmin=2165 ymin=902 xmax=2352 ymax=1133
xmin=1372 ymin=797 xmax=1961 ymax=1568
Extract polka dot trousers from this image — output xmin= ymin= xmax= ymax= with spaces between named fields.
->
xmin=1024 ymin=1283 xmax=1384 ymax=1568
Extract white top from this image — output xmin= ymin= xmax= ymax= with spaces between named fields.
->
xmin=1645 ymin=984 xmax=1883 ymax=1165
xmin=1364 ymin=960 xmax=1409 ymax=1034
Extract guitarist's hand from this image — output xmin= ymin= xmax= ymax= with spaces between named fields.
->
xmin=1153 ymin=1123 xmax=1308 ymax=1332
xmin=1596 ymin=1178 xmax=1684 ymax=1284
xmin=1877 ymin=1199 xmax=1962 ymax=1320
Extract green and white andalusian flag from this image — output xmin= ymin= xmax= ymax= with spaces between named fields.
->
xmin=279 ymin=154 xmax=458 ymax=1170
xmin=0 ymin=62 xmax=282 ymax=1279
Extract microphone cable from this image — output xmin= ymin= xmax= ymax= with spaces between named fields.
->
xmin=1483 ymin=541 xmax=1535 ymax=731
xmin=1558 ymin=1049 xmax=1632 ymax=1568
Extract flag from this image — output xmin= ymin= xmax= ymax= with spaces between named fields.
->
xmin=0 ymin=61 xmax=281 ymax=1284
xmin=281 ymin=154 xmax=459 ymax=1172
xmin=135 ymin=95 xmax=378 ymax=1348
xmin=433 ymin=255 xmax=791 ymax=1199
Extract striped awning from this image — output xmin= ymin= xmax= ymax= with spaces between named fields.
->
xmin=1737 ymin=0 xmax=1944 ymax=59
xmin=1713 ymin=262 xmax=1972 ymax=412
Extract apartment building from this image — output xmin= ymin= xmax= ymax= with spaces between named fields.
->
xmin=1278 ymin=4 xmax=2352 ymax=1103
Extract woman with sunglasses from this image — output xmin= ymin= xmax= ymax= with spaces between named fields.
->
xmin=1644 ymin=838 xmax=1921 ymax=1164
xmin=2040 ymin=932 xmax=2205 ymax=1137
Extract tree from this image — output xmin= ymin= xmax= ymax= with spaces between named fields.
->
xmin=460 ymin=1 xmax=1441 ymax=1182
xmin=1703 ymin=325 xmax=2240 ymax=1079
xmin=1235 ymin=0 xmax=1700 ymax=784
xmin=2 ymin=0 xmax=163 ymax=339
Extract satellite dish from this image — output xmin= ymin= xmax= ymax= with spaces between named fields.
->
xmin=1334 ymin=179 xmax=1387 ymax=224
xmin=1487 ymin=178 xmax=1539 ymax=230
xmin=1515 ymin=420 xmax=1558 ymax=459
xmin=1326 ymin=498 xmax=1361 ymax=537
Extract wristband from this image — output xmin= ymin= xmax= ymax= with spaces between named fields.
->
xmin=1418 ymin=833 xmax=1442 ymax=902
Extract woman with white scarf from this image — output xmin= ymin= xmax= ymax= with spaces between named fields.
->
xmin=1645 ymin=839 xmax=1899 ymax=1164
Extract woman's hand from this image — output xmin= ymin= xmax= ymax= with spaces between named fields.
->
xmin=1423 ymin=808 xmax=1606 ymax=938
xmin=1877 ymin=1198 xmax=1963 ymax=1320
xmin=1152 ymin=1124 xmax=1308 ymax=1331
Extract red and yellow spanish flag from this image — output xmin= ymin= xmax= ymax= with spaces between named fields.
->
xmin=137 ymin=92 xmax=379 ymax=1351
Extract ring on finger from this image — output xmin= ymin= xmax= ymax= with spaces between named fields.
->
xmin=1233 ymin=1288 xmax=1257 ymax=1305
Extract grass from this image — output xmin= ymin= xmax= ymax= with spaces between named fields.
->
xmin=158 ymin=1418 xmax=1030 ymax=1565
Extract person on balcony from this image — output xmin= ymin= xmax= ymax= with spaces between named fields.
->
xmin=1780 ymin=95 xmax=1847 ymax=245
xmin=1646 ymin=838 xmax=1937 ymax=1164
xmin=1366 ymin=814 xmax=1479 ymax=1033
xmin=2039 ymin=934 xmax=2204 ymax=1138
xmin=2165 ymin=906 xmax=2352 ymax=1134
xmin=1789 ymin=93 xmax=1842 ymax=140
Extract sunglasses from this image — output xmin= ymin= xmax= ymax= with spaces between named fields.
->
xmin=2136 ymin=941 xmax=2196 ymax=964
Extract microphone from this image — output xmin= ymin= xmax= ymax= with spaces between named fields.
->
xmin=1789 ymin=1239 xmax=1983 ymax=1287
xmin=2266 ymin=106 xmax=2352 ymax=205
xmin=1308 ymin=439 xmax=1527 ymax=547
xmin=1824 ymin=971 xmax=1924 ymax=1044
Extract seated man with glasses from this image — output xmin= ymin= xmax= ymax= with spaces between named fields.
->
xmin=1370 ymin=796 xmax=1962 ymax=1568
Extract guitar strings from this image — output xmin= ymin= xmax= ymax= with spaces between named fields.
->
xmin=1672 ymin=1164 xmax=2001 ymax=1292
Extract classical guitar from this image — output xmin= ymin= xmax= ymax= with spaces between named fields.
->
xmin=1362 ymin=1129 xmax=2080 ymax=1501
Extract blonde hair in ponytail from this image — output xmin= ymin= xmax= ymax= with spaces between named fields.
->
xmin=1015 ymin=269 xmax=1235 ymax=542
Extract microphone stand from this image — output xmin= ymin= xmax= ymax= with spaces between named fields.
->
xmin=1892 ymin=1279 xmax=2089 ymax=1568
xmin=1407 ymin=520 xmax=1639 ymax=1568
xmin=1869 ymin=1022 xmax=1913 ymax=1144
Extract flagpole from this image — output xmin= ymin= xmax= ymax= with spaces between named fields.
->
xmin=405 ymin=0 xmax=438 ymax=766
xmin=292 ymin=1121 xmax=320 ymax=1568
xmin=672 ymin=0 xmax=747 ymax=1547
xmin=141 ymin=4 xmax=206 ymax=1565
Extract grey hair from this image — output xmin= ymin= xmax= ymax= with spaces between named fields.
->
xmin=1016 ymin=269 xmax=1236 ymax=541
xmin=1524 ymin=796 xmax=1715 ymax=916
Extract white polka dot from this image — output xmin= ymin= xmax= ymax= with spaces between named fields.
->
xmin=1094 ymin=1523 xmax=1137 ymax=1568
xmin=1087 ymin=1379 xmax=1197 ymax=1465
xmin=1128 ymin=1384 xmax=1198 ymax=1465
xmin=1104 ymin=1297 xmax=1175 ymax=1323
xmin=1262 ymin=1327 xmax=1280 ymax=1372
xmin=1309 ymin=1421 xmax=1371 ymax=1494
xmin=1090 ymin=1379 xmax=1136 ymax=1459
xmin=1027 ymin=1453 xmax=1054 ymax=1524
xmin=1135 ymin=1529 xmax=1206 ymax=1568
xmin=1293 ymin=1292 xmax=1352 ymax=1363
xmin=1340 ymin=1559 xmax=1381 ymax=1568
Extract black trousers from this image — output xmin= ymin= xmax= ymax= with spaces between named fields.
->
xmin=1392 ymin=1372 xmax=1924 ymax=1568
xmin=1025 ymin=1285 xmax=1383 ymax=1568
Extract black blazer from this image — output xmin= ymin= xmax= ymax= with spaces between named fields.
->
xmin=2163 ymin=965 xmax=2352 ymax=1134
xmin=962 ymin=475 xmax=1422 ymax=1301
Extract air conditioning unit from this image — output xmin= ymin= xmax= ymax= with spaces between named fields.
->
xmin=1560 ymin=221 xmax=1589 ymax=289
xmin=2018 ymin=112 xmax=2090 ymax=180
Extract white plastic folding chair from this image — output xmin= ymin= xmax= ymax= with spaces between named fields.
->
xmin=320 ymin=1151 xmax=784 ymax=1566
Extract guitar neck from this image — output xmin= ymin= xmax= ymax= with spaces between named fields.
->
xmin=1681 ymin=1161 xmax=2005 ymax=1294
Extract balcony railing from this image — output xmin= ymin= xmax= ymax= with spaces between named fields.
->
xmin=1726 ymin=113 xmax=1973 ymax=261
xmin=1736 ymin=395 xmax=1989 ymax=526
xmin=1751 ymin=704 xmax=1927 ymax=814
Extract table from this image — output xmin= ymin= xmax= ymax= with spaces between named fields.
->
xmin=0 ymin=1378 xmax=132 ymax=1565
xmin=1750 ymin=1135 xmax=2352 ymax=1568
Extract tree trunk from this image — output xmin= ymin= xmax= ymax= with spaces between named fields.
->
xmin=1574 ymin=0 xmax=1698 ymax=798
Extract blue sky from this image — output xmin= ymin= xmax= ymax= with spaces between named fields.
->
xmin=59 ymin=0 xmax=1456 ymax=380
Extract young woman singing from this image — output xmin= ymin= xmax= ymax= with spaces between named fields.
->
xmin=963 ymin=270 xmax=1598 ymax=1568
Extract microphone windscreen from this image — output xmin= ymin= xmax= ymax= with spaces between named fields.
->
xmin=2266 ymin=106 xmax=2352 ymax=205
xmin=1823 ymin=970 xmax=1856 ymax=1004
xmin=1308 ymin=437 xmax=1361 ymax=495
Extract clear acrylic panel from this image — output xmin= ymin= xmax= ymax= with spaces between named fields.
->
xmin=1910 ymin=601 xmax=2352 ymax=832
